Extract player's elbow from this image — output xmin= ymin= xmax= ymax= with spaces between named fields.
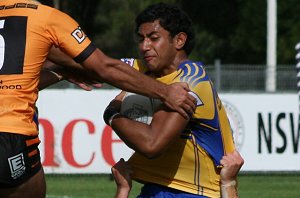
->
xmin=141 ymin=150 xmax=161 ymax=159
xmin=140 ymin=142 xmax=164 ymax=159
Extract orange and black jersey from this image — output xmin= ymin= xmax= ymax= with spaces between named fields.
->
xmin=0 ymin=0 xmax=95 ymax=136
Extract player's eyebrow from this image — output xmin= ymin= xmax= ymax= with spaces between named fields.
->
xmin=137 ymin=31 xmax=159 ymax=38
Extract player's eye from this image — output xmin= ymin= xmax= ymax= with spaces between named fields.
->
xmin=137 ymin=37 xmax=145 ymax=43
xmin=150 ymin=36 xmax=159 ymax=41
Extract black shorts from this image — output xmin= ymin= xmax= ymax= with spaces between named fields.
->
xmin=0 ymin=132 xmax=42 ymax=188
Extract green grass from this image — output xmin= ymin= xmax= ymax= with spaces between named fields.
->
xmin=238 ymin=174 xmax=300 ymax=198
xmin=46 ymin=174 xmax=142 ymax=198
xmin=46 ymin=173 xmax=300 ymax=198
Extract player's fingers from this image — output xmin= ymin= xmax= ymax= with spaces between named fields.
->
xmin=233 ymin=150 xmax=244 ymax=166
xmin=180 ymin=82 xmax=191 ymax=92
xmin=77 ymin=83 xmax=93 ymax=91
xmin=164 ymin=101 xmax=189 ymax=119
xmin=186 ymin=94 xmax=196 ymax=111
xmin=92 ymin=83 xmax=103 ymax=88
xmin=220 ymin=157 xmax=229 ymax=167
xmin=178 ymin=83 xmax=197 ymax=107
xmin=183 ymin=103 xmax=195 ymax=118
xmin=176 ymin=106 xmax=189 ymax=119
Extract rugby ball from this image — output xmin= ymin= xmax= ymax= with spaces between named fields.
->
xmin=120 ymin=92 xmax=161 ymax=125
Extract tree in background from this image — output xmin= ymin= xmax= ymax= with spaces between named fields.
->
xmin=39 ymin=0 xmax=300 ymax=64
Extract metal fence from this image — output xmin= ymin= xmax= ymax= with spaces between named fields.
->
xmin=48 ymin=63 xmax=297 ymax=93
xmin=206 ymin=63 xmax=296 ymax=93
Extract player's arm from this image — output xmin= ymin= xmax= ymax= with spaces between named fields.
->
xmin=220 ymin=150 xmax=244 ymax=198
xmin=39 ymin=47 xmax=102 ymax=91
xmin=104 ymin=100 xmax=189 ymax=158
xmin=111 ymin=158 xmax=133 ymax=198
xmin=81 ymin=48 xmax=196 ymax=118
xmin=39 ymin=60 xmax=64 ymax=90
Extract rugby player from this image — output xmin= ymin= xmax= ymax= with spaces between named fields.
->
xmin=0 ymin=1 xmax=196 ymax=197
xmin=104 ymin=3 xmax=244 ymax=198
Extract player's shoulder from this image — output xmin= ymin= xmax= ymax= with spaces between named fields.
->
xmin=176 ymin=60 xmax=210 ymax=86
xmin=178 ymin=60 xmax=204 ymax=71
xmin=177 ymin=60 xmax=207 ymax=78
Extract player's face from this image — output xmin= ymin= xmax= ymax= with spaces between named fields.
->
xmin=137 ymin=20 xmax=177 ymax=77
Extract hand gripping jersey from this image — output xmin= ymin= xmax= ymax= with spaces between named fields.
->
xmin=122 ymin=59 xmax=236 ymax=198
xmin=0 ymin=0 xmax=96 ymax=136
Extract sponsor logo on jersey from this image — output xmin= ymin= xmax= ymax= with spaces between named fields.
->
xmin=120 ymin=58 xmax=135 ymax=67
xmin=71 ymin=27 xmax=86 ymax=44
xmin=0 ymin=3 xmax=38 ymax=10
xmin=0 ymin=80 xmax=22 ymax=89
xmin=223 ymin=100 xmax=245 ymax=151
xmin=0 ymin=84 xmax=22 ymax=89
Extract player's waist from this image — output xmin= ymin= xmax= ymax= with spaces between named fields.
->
xmin=132 ymin=172 xmax=221 ymax=198
xmin=0 ymin=98 xmax=38 ymax=136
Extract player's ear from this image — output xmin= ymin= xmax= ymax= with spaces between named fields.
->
xmin=174 ymin=32 xmax=187 ymax=50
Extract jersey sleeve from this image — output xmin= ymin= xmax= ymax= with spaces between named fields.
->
xmin=45 ymin=8 xmax=96 ymax=62
xmin=177 ymin=62 xmax=235 ymax=166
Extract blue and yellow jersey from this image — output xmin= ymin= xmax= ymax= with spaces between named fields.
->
xmin=122 ymin=59 xmax=235 ymax=198
xmin=0 ymin=0 xmax=95 ymax=136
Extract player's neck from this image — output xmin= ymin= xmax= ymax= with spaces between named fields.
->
xmin=174 ymin=53 xmax=189 ymax=68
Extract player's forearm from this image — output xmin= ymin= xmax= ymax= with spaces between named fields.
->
xmin=39 ymin=67 xmax=63 ymax=90
xmin=114 ymin=187 xmax=130 ymax=198
xmin=111 ymin=117 xmax=159 ymax=158
xmin=83 ymin=49 xmax=167 ymax=100
xmin=221 ymin=180 xmax=239 ymax=198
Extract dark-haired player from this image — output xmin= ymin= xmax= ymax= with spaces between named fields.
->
xmin=104 ymin=3 xmax=243 ymax=198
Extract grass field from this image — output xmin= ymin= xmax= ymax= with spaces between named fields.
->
xmin=45 ymin=173 xmax=300 ymax=198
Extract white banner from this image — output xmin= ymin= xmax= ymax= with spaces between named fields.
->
xmin=37 ymin=90 xmax=299 ymax=173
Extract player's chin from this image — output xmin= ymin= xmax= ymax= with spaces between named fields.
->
xmin=145 ymin=63 xmax=158 ymax=72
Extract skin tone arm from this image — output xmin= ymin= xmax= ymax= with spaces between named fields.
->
xmin=220 ymin=150 xmax=244 ymax=198
xmin=108 ymin=92 xmax=243 ymax=197
xmin=47 ymin=47 xmax=196 ymax=118
xmin=39 ymin=47 xmax=103 ymax=91
xmin=39 ymin=59 xmax=102 ymax=91
xmin=111 ymin=158 xmax=133 ymax=198
xmin=111 ymin=151 xmax=244 ymax=198
xmin=108 ymin=92 xmax=189 ymax=158
xmin=39 ymin=62 xmax=63 ymax=90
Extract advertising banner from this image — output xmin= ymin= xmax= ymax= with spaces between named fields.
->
xmin=37 ymin=90 xmax=299 ymax=173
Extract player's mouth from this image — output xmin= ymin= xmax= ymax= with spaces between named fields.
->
xmin=143 ymin=56 xmax=155 ymax=63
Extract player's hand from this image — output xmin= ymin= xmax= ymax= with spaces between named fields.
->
xmin=220 ymin=150 xmax=244 ymax=184
xmin=43 ymin=60 xmax=103 ymax=91
xmin=111 ymin=158 xmax=133 ymax=197
xmin=164 ymin=82 xmax=196 ymax=119
xmin=67 ymin=78 xmax=102 ymax=91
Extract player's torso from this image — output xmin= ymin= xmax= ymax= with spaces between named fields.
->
xmin=0 ymin=1 xmax=91 ymax=135
xmin=128 ymin=60 xmax=234 ymax=197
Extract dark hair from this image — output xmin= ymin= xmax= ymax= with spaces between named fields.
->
xmin=135 ymin=3 xmax=195 ymax=55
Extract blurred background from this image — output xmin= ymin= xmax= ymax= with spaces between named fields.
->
xmin=35 ymin=0 xmax=300 ymax=197
xmin=39 ymin=0 xmax=300 ymax=92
